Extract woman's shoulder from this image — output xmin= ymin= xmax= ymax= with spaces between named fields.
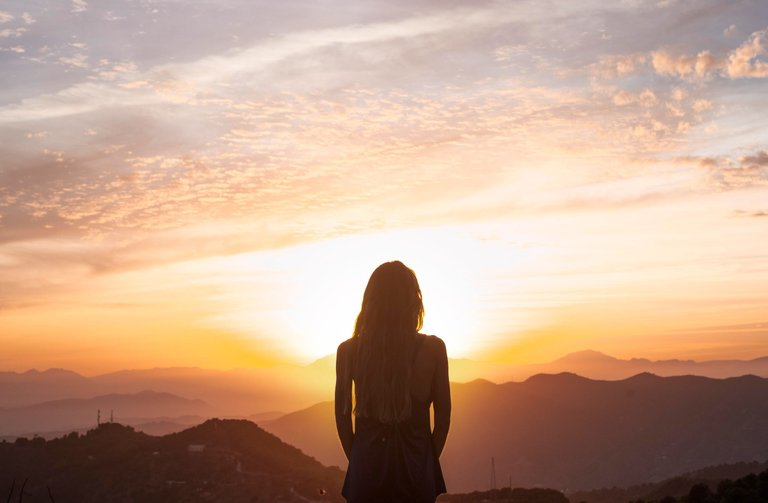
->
xmin=337 ymin=337 xmax=356 ymax=354
xmin=338 ymin=334 xmax=446 ymax=353
xmin=419 ymin=333 xmax=447 ymax=354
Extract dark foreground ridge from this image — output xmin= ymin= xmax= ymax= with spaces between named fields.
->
xmin=1 ymin=419 xmax=344 ymax=502
xmin=434 ymin=468 xmax=768 ymax=503
xmin=619 ymin=468 xmax=768 ymax=503
xmin=438 ymin=487 xmax=569 ymax=503
xmin=3 ymin=419 xmax=767 ymax=503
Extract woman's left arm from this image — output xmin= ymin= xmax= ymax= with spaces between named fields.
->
xmin=334 ymin=341 xmax=354 ymax=460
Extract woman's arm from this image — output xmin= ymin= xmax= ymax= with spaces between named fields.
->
xmin=335 ymin=341 xmax=354 ymax=461
xmin=431 ymin=337 xmax=451 ymax=457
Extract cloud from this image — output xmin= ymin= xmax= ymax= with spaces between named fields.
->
xmin=159 ymin=4 xmax=537 ymax=88
xmin=0 ymin=11 xmax=13 ymax=23
xmin=682 ymin=150 xmax=768 ymax=189
xmin=726 ymin=29 xmax=768 ymax=78
xmin=58 ymin=53 xmax=89 ymax=69
xmin=0 ymin=82 xmax=159 ymax=123
xmin=723 ymin=24 xmax=738 ymax=38
xmin=611 ymin=88 xmax=657 ymax=107
xmin=0 ymin=5 xmax=531 ymax=125
xmin=651 ymin=27 xmax=768 ymax=79
xmin=0 ymin=27 xmax=28 ymax=38
xmin=691 ymin=99 xmax=712 ymax=113
xmin=741 ymin=150 xmax=768 ymax=168
xmin=592 ymin=53 xmax=647 ymax=79
xmin=732 ymin=210 xmax=768 ymax=218
xmin=71 ymin=0 xmax=88 ymax=14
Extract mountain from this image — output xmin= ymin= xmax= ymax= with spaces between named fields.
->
xmin=472 ymin=350 xmax=768 ymax=382
xmin=0 ymin=419 xmax=345 ymax=502
xmin=0 ymin=368 xmax=93 ymax=407
xmin=0 ymin=391 xmax=215 ymax=436
xmin=537 ymin=351 xmax=768 ymax=380
xmin=2 ymin=350 xmax=767 ymax=414
xmin=0 ymin=364 xmax=333 ymax=414
xmin=262 ymin=373 xmax=768 ymax=493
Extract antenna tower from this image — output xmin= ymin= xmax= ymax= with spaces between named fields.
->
xmin=490 ymin=456 xmax=497 ymax=490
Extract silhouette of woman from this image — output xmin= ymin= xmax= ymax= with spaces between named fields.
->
xmin=335 ymin=261 xmax=450 ymax=503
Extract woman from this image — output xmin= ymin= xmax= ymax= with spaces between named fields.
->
xmin=335 ymin=261 xmax=451 ymax=503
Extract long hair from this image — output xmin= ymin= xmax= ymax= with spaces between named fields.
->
xmin=352 ymin=260 xmax=425 ymax=423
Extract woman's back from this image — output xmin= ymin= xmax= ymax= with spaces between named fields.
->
xmin=335 ymin=332 xmax=450 ymax=503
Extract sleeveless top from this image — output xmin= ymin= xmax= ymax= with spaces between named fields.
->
xmin=341 ymin=335 xmax=447 ymax=503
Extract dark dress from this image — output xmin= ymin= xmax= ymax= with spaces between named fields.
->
xmin=341 ymin=336 xmax=447 ymax=503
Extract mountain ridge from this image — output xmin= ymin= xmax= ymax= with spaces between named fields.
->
xmin=262 ymin=372 xmax=768 ymax=493
xmin=0 ymin=418 xmax=345 ymax=502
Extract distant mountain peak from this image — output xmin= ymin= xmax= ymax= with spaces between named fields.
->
xmin=624 ymin=371 xmax=662 ymax=381
xmin=553 ymin=350 xmax=618 ymax=364
xmin=524 ymin=372 xmax=593 ymax=384
xmin=22 ymin=368 xmax=84 ymax=377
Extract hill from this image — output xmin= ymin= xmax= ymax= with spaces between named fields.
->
xmin=569 ymin=460 xmax=768 ymax=503
xmin=262 ymin=373 xmax=768 ymax=492
xmin=438 ymin=487 xmax=569 ymax=503
xmin=0 ymin=419 xmax=344 ymax=502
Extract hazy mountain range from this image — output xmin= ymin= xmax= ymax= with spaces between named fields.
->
xmin=0 ymin=391 xmax=214 ymax=437
xmin=451 ymin=350 xmax=768 ymax=382
xmin=2 ymin=350 xmax=767 ymax=413
xmin=262 ymin=373 xmax=768 ymax=493
xmin=0 ymin=364 xmax=334 ymax=414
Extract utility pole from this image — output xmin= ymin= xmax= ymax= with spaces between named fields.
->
xmin=97 ymin=409 xmax=101 ymax=426
xmin=110 ymin=409 xmax=114 ymax=423
xmin=490 ymin=457 xmax=497 ymax=490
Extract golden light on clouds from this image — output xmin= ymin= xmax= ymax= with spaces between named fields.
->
xmin=1 ymin=1 xmax=768 ymax=373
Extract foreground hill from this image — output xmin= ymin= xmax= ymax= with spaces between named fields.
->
xmin=439 ymin=487 xmax=569 ymax=503
xmin=436 ymin=467 xmax=768 ymax=503
xmin=569 ymin=460 xmax=768 ymax=503
xmin=0 ymin=419 xmax=344 ymax=502
xmin=262 ymin=373 xmax=768 ymax=492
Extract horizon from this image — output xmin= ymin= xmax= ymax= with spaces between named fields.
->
xmin=2 ymin=1 xmax=768 ymax=373
xmin=3 ymin=347 xmax=768 ymax=380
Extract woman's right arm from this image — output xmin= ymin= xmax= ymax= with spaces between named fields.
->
xmin=431 ymin=337 xmax=451 ymax=457
xmin=335 ymin=341 xmax=354 ymax=460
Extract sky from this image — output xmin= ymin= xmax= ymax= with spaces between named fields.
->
xmin=0 ymin=0 xmax=767 ymax=374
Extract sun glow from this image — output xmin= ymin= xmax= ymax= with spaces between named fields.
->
xmin=196 ymin=226 xmax=536 ymax=362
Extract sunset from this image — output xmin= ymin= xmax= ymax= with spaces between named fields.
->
xmin=1 ymin=1 xmax=768 ymax=502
